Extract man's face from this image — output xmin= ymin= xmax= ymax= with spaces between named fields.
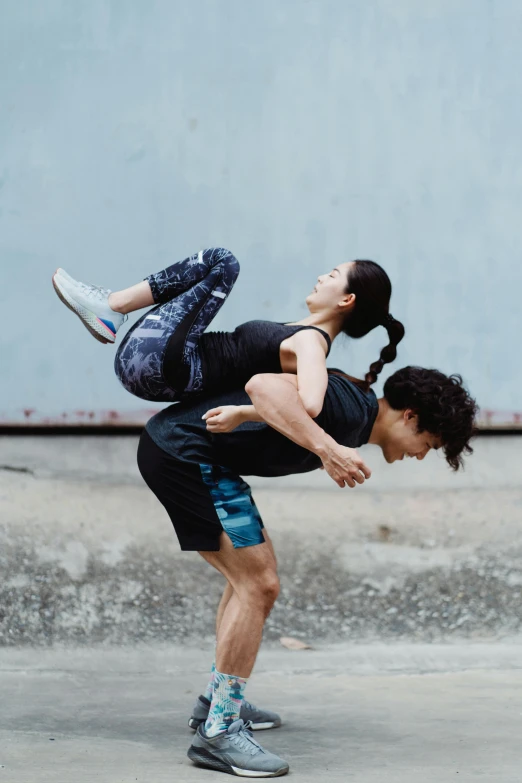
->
xmin=380 ymin=409 xmax=441 ymax=463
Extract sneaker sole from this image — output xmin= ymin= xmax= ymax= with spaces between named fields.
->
xmin=187 ymin=746 xmax=289 ymax=777
xmin=188 ymin=717 xmax=281 ymax=732
xmin=52 ymin=272 xmax=115 ymax=344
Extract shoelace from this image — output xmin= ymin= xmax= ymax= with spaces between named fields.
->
xmin=228 ymin=722 xmax=263 ymax=756
xmin=76 ymin=282 xmax=128 ymax=321
xmin=78 ymin=281 xmax=111 ymax=301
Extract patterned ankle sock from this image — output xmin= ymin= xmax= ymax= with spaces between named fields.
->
xmin=203 ymin=659 xmax=216 ymax=702
xmin=204 ymin=670 xmax=248 ymax=737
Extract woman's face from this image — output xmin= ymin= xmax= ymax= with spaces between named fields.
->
xmin=306 ymin=261 xmax=354 ymax=312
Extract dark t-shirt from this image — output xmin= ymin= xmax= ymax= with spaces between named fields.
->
xmin=145 ymin=371 xmax=378 ymax=477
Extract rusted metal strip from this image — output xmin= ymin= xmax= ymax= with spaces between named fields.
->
xmin=1 ymin=407 xmax=522 ymax=430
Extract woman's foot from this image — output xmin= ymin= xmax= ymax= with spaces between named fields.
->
xmin=52 ymin=268 xmax=127 ymax=344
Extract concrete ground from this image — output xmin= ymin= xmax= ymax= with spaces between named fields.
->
xmin=1 ymin=642 xmax=522 ymax=783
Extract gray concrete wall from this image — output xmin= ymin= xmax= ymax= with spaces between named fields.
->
xmin=1 ymin=1 xmax=522 ymax=425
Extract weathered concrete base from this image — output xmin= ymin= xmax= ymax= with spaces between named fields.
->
xmin=1 ymin=642 xmax=521 ymax=783
xmin=1 ymin=436 xmax=522 ymax=645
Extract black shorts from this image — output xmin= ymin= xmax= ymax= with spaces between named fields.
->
xmin=137 ymin=430 xmax=265 ymax=551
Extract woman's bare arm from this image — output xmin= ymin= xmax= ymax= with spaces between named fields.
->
xmin=291 ymin=329 xmax=329 ymax=418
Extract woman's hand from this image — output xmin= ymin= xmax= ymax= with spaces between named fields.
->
xmin=202 ymin=405 xmax=246 ymax=433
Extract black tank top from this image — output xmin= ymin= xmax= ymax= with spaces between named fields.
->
xmin=198 ymin=320 xmax=332 ymax=394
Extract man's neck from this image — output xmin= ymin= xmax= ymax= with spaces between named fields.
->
xmin=368 ymin=398 xmax=388 ymax=447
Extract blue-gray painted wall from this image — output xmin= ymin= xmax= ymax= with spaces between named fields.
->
xmin=1 ymin=1 xmax=521 ymax=425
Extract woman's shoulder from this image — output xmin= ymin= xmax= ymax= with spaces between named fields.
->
xmin=234 ymin=319 xmax=286 ymax=332
xmin=234 ymin=320 xmax=330 ymax=353
xmin=289 ymin=325 xmax=332 ymax=354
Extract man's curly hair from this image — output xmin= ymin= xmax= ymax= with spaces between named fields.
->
xmin=383 ymin=367 xmax=478 ymax=471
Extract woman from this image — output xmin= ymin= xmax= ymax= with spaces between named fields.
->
xmin=52 ymin=247 xmax=404 ymax=430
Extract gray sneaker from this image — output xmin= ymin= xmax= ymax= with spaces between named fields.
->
xmin=188 ymin=695 xmax=282 ymax=732
xmin=187 ymin=719 xmax=289 ymax=777
xmin=52 ymin=268 xmax=127 ymax=344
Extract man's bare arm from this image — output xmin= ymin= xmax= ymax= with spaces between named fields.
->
xmin=245 ymin=373 xmax=371 ymax=488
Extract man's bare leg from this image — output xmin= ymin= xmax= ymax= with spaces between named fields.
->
xmin=187 ymin=534 xmax=289 ymax=773
xmin=214 ymin=530 xmax=277 ymax=638
xmin=200 ymin=531 xmax=279 ymax=678
xmin=195 ymin=530 xmax=279 ymax=725
xmin=215 ymin=581 xmax=234 ymax=638
xmin=195 ymin=582 xmax=233 ymax=704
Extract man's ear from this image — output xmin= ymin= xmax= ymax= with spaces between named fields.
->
xmin=403 ymin=408 xmax=418 ymax=424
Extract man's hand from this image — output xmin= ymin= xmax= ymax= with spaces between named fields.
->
xmin=203 ymin=405 xmax=246 ymax=433
xmin=245 ymin=373 xmax=373 ymax=487
xmin=318 ymin=443 xmax=371 ymax=488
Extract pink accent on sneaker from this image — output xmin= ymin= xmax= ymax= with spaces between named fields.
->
xmin=96 ymin=317 xmax=116 ymax=338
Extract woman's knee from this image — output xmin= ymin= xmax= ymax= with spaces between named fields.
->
xmin=114 ymin=343 xmax=155 ymax=400
xmin=114 ymin=356 xmax=141 ymax=399
xmin=206 ymin=248 xmax=240 ymax=280
xmin=113 ymin=351 xmax=128 ymax=388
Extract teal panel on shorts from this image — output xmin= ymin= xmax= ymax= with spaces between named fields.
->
xmin=199 ymin=464 xmax=265 ymax=549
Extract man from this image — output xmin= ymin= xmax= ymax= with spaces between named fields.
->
xmin=138 ymin=366 xmax=477 ymax=777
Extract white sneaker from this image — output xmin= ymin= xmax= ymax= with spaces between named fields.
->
xmin=52 ymin=268 xmax=127 ymax=344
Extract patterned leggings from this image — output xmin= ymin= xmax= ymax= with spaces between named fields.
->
xmin=114 ymin=248 xmax=239 ymax=402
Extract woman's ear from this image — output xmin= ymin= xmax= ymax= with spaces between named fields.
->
xmin=338 ymin=292 xmax=356 ymax=311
